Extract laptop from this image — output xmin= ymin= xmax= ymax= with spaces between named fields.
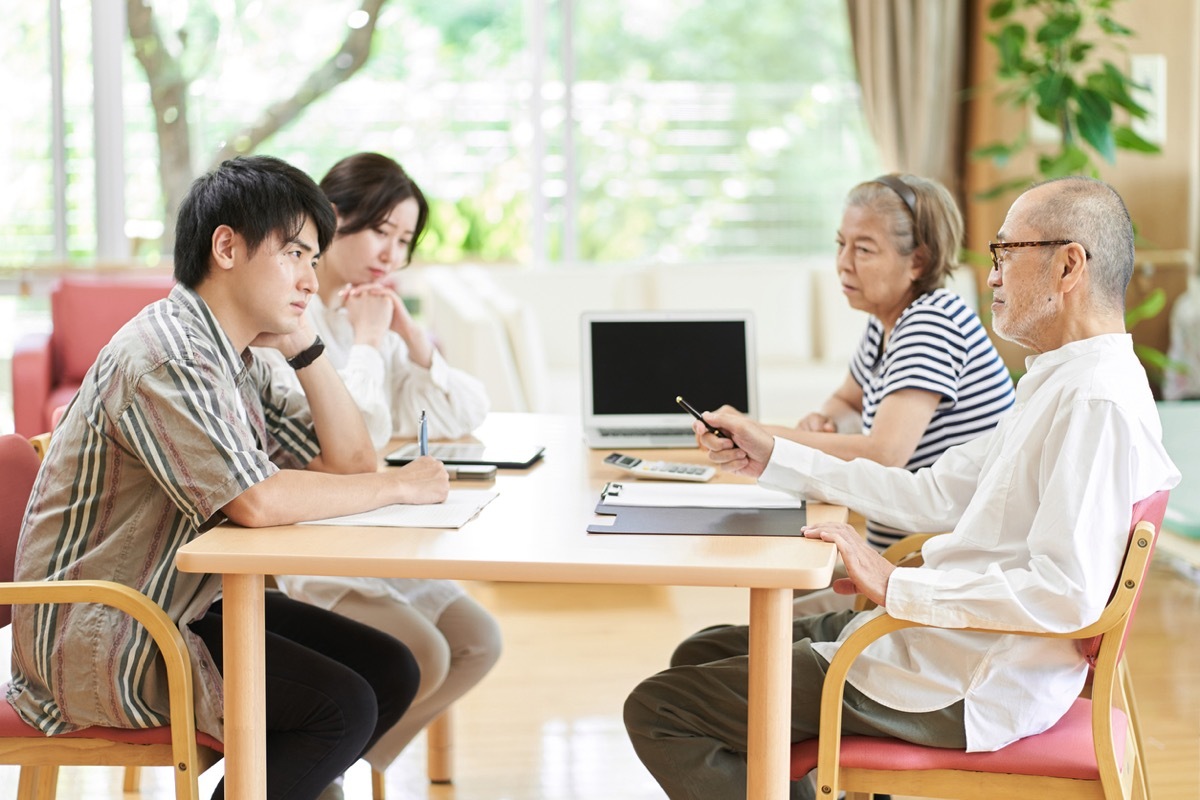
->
xmin=581 ymin=310 xmax=758 ymax=449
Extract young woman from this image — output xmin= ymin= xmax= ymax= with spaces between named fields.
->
xmin=264 ymin=153 xmax=501 ymax=786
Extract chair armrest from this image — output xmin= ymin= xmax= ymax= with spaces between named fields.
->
xmin=853 ymin=532 xmax=945 ymax=612
xmin=0 ymin=579 xmax=203 ymax=770
xmin=879 ymin=532 xmax=942 ymax=567
xmin=12 ymin=332 xmax=52 ymax=438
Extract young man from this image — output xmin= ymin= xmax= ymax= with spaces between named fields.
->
xmin=7 ymin=155 xmax=448 ymax=800
xmin=623 ymin=176 xmax=1181 ymax=800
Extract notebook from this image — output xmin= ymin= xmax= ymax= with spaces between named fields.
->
xmin=581 ymin=310 xmax=758 ymax=449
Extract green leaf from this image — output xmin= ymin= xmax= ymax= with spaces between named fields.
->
xmin=1100 ymin=61 xmax=1147 ymax=115
xmin=992 ymin=24 xmax=1028 ymax=76
xmin=1038 ymin=145 xmax=1090 ymax=178
xmin=1035 ymin=12 xmax=1082 ymax=45
xmin=1034 ymin=73 xmax=1074 ymax=110
xmin=971 ymin=141 xmax=1020 ymax=165
xmin=1125 ymin=287 xmax=1166 ymax=327
xmin=1075 ymin=86 xmax=1113 ymax=122
xmin=1077 ymin=113 xmax=1116 ymax=162
xmin=973 ymin=176 xmax=1034 ymax=202
xmin=988 ymin=0 xmax=1015 ymax=20
xmin=1113 ymin=126 xmax=1162 ymax=154
xmin=1097 ymin=15 xmax=1133 ymax=37
xmin=1068 ymin=41 xmax=1094 ymax=63
xmin=1131 ymin=343 xmax=1187 ymax=376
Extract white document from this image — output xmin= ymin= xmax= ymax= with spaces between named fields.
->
xmin=299 ymin=490 xmax=499 ymax=529
xmin=599 ymin=481 xmax=803 ymax=509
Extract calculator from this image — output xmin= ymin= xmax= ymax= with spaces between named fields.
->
xmin=603 ymin=452 xmax=716 ymax=482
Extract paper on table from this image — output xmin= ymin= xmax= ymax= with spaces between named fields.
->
xmin=599 ymin=482 xmax=803 ymax=509
xmin=299 ymin=490 xmax=498 ymax=529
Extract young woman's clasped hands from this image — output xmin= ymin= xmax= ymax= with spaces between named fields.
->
xmin=340 ymin=281 xmax=434 ymax=367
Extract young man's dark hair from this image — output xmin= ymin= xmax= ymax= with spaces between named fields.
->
xmin=173 ymin=155 xmax=337 ymax=287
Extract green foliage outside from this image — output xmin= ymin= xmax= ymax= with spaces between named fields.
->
xmin=3 ymin=0 xmax=879 ymax=267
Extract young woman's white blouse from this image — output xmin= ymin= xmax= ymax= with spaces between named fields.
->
xmin=259 ymin=293 xmax=490 ymax=448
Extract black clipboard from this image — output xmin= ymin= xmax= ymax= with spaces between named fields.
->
xmin=587 ymin=483 xmax=807 ymax=536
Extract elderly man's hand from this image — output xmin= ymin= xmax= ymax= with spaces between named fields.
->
xmin=695 ymin=407 xmax=776 ymax=477
xmin=801 ymin=522 xmax=895 ymax=608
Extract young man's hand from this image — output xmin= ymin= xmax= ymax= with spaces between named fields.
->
xmin=391 ymin=456 xmax=450 ymax=504
xmin=251 ymin=317 xmax=319 ymax=359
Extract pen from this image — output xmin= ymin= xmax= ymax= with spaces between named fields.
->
xmin=419 ymin=409 xmax=428 ymax=456
xmin=676 ymin=395 xmax=726 ymax=438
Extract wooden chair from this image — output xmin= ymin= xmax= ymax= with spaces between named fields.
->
xmin=0 ymin=433 xmax=222 ymax=799
xmin=791 ymin=491 xmax=1169 ymax=800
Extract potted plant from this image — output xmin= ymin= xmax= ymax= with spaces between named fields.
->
xmin=970 ymin=0 xmax=1183 ymax=386
xmin=973 ymin=0 xmax=1160 ymax=199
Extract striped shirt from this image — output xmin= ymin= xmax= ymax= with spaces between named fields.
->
xmin=6 ymin=285 xmax=319 ymax=741
xmin=849 ymin=288 xmax=1015 ymax=550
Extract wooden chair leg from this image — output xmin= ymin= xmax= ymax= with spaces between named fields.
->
xmin=1120 ymin=660 xmax=1152 ymax=800
xmin=124 ymin=765 xmax=142 ymax=792
xmin=17 ymin=765 xmax=59 ymax=800
xmin=371 ymin=767 xmax=387 ymax=800
xmin=426 ymin=710 xmax=454 ymax=784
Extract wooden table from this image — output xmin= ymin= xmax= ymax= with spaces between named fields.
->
xmin=176 ymin=413 xmax=842 ymax=799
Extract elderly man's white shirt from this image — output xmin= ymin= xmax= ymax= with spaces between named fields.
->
xmin=760 ymin=334 xmax=1179 ymax=752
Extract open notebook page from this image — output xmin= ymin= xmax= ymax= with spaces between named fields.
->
xmin=299 ymin=490 xmax=498 ymax=529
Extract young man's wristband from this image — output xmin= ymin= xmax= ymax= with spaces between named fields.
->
xmin=287 ymin=336 xmax=325 ymax=370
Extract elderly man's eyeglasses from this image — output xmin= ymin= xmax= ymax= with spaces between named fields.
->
xmin=988 ymin=240 xmax=1083 ymax=272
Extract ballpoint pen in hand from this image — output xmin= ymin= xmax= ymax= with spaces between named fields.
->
xmin=419 ymin=409 xmax=428 ymax=455
xmin=676 ymin=395 xmax=726 ymax=438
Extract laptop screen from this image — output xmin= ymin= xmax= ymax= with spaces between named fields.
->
xmin=584 ymin=312 xmax=756 ymax=418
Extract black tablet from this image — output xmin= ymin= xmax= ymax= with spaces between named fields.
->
xmin=385 ymin=442 xmax=545 ymax=469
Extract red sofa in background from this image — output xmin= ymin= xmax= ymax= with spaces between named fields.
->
xmin=12 ymin=275 xmax=174 ymax=437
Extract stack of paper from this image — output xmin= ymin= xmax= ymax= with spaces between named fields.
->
xmin=299 ymin=490 xmax=498 ymax=529
xmin=599 ymin=482 xmax=803 ymax=509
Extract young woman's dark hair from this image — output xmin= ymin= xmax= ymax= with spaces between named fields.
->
xmin=319 ymin=152 xmax=430 ymax=267
xmin=173 ymin=155 xmax=337 ymax=288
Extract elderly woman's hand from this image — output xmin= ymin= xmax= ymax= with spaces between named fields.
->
xmin=795 ymin=412 xmax=837 ymax=433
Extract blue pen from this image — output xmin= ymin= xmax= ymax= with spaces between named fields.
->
xmin=419 ymin=409 xmax=428 ymax=456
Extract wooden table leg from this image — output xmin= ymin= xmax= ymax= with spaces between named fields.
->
xmin=747 ymin=587 xmax=792 ymax=800
xmin=222 ymin=572 xmax=267 ymax=800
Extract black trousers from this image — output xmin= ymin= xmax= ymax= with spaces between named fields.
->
xmin=190 ymin=591 xmax=419 ymax=800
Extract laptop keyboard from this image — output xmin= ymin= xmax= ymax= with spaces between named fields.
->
xmin=598 ymin=427 xmax=693 ymax=437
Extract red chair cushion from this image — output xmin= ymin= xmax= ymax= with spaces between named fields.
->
xmin=0 ymin=689 xmax=223 ymax=752
xmin=790 ymin=698 xmax=1125 ymax=781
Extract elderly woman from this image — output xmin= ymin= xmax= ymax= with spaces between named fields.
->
xmin=713 ymin=174 xmax=1016 ymax=615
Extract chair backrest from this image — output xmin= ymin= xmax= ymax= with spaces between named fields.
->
xmin=50 ymin=275 xmax=174 ymax=384
xmin=0 ymin=434 xmax=42 ymax=627
xmin=1079 ymin=489 xmax=1171 ymax=666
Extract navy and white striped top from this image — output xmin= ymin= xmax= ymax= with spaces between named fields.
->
xmin=849 ymin=288 xmax=1015 ymax=550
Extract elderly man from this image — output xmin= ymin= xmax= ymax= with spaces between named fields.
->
xmin=623 ymin=176 xmax=1180 ymax=800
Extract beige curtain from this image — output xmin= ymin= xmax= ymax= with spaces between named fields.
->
xmin=845 ymin=0 xmax=966 ymax=191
